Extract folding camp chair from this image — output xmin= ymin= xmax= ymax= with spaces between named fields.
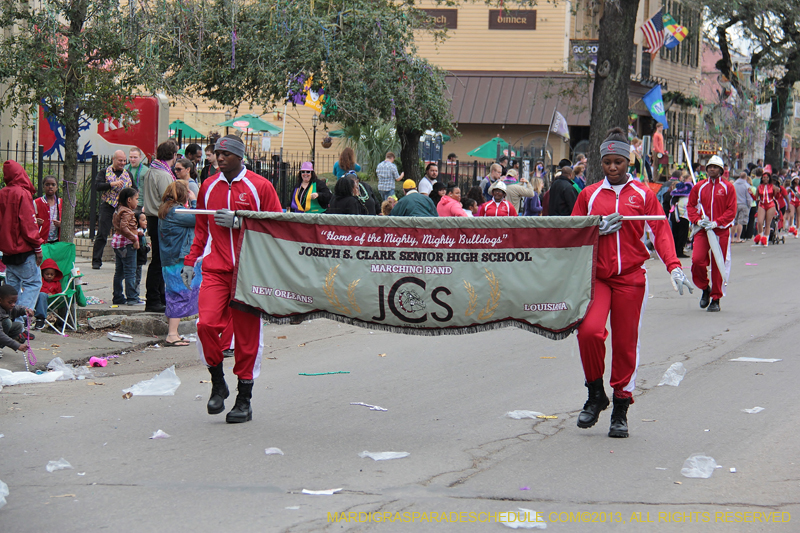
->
xmin=41 ymin=242 xmax=87 ymax=335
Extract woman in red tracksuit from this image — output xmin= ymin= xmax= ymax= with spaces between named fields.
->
xmin=182 ymin=135 xmax=282 ymax=424
xmin=571 ymin=128 xmax=694 ymax=438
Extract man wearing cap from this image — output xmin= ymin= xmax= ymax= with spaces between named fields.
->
xmin=478 ymin=180 xmax=517 ymax=216
xmin=391 ymin=179 xmax=438 ymax=217
xmin=686 ymin=155 xmax=737 ymax=312
xmin=548 ymin=165 xmax=579 ymax=216
xmin=182 ymin=135 xmax=282 ymax=423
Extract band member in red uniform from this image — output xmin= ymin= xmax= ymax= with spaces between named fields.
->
xmin=686 ymin=155 xmax=737 ymax=312
xmin=571 ymin=128 xmax=694 ymax=438
xmin=754 ymin=166 xmax=777 ymax=245
xmin=182 ymin=135 xmax=282 ymax=423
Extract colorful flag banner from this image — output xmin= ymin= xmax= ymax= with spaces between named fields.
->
xmin=643 ymin=85 xmax=669 ymax=130
xmin=663 ymin=13 xmax=687 ymax=41
xmin=641 ymin=9 xmax=665 ymax=55
xmin=230 ymin=213 xmax=600 ymax=339
xmin=551 ymin=111 xmax=570 ymax=141
xmin=303 ymin=76 xmax=325 ymax=113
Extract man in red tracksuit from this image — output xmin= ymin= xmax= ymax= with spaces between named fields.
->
xmin=686 ymin=155 xmax=737 ymax=313
xmin=571 ymin=128 xmax=694 ymax=438
xmin=182 ymin=135 xmax=282 ymax=423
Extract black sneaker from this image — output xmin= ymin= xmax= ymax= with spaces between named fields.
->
xmin=223 ymin=349 xmax=234 ymax=358
xmin=699 ymin=287 xmax=711 ymax=309
xmin=707 ymin=299 xmax=720 ymax=312
xmin=17 ymin=332 xmax=35 ymax=343
xmin=34 ymin=318 xmax=46 ymax=330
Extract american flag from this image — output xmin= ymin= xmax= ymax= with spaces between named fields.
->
xmin=641 ymin=9 xmax=665 ymax=55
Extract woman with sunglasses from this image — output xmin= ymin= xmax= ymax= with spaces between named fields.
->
xmin=291 ymin=161 xmax=331 ymax=213
xmin=174 ymin=158 xmax=199 ymax=207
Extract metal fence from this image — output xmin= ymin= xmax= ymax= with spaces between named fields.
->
xmin=0 ymin=142 xmax=111 ymax=237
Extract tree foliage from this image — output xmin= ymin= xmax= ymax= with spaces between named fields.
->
xmin=0 ymin=0 xmax=186 ymax=242
xmin=156 ymin=0 xmax=455 ymax=181
xmin=699 ymin=0 xmax=800 ymax=168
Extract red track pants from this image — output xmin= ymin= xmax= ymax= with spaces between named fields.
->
xmin=691 ymin=229 xmax=730 ymax=301
xmin=197 ymin=270 xmax=263 ymax=380
xmin=577 ymin=269 xmax=648 ymax=400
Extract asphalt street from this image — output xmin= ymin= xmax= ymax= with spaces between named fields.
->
xmin=1 ymin=239 xmax=798 ymax=532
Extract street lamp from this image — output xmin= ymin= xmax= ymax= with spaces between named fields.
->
xmin=224 ymin=110 xmax=232 ymax=136
xmin=311 ymin=113 xmax=319 ymax=167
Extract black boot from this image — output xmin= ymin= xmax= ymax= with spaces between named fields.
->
xmin=707 ymin=299 xmax=720 ymax=312
xmin=577 ymin=378 xmax=610 ymax=429
xmin=608 ymin=396 xmax=631 ymax=438
xmin=699 ymin=287 xmax=711 ymax=309
xmin=207 ymin=363 xmax=229 ymax=415
xmin=226 ymin=379 xmax=254 ymax=423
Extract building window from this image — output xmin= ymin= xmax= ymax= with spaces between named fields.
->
xmin=642 ymin=47 xmax=651 ymax=79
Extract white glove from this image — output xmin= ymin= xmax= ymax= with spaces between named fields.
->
xmin=181 ymin=265 xmax=194 ymax=289
xmin=698 ymin=218 xmax=717 ymax=230
xmin=214 ymin=209 xmax=240 ymax=229
xmin=599 ymin=213 xmax=623 ymax=235
xmin=670 ymin=268 xmax=695 ymax=296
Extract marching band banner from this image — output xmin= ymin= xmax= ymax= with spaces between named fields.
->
xmin=230 ymin=213 xmax=600 ymax=339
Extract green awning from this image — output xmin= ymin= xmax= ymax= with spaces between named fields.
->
xmin=467 ymin=137 xmax=510 ymax=159
xmin=217 ymin=113 xmax=282 ymax=135
xmin=168 ymin=120 xmax=205 ymax=139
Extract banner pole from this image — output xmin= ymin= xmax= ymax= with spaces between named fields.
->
xmin=543 ymin=96 xmax=560 ymax=183
xmin=682 ymin=141 xmax=696 ymax=185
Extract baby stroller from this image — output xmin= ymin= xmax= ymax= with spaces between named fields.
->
xmin=769 ymin=214 xmax=786 ymax=245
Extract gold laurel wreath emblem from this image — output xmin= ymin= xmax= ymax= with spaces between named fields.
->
xmin=463 ymin=269 xmax=501 ymax=320
xmin=323 ymin=264 xmax=351 ymax=315
xmin=324 ymin=265 xmax=361 ymax=315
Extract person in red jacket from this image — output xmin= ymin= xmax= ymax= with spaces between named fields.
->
xmin=0 ymin=160 xmax=44 ymax=326
xmin=478 ymin=181 xmax=518 ymax=216
xmin=181 ymin=135 xmax=282 ymax=424
xmin=34 ymin=175 xmax=62 ymax=243
xmin=34 ymin=258 xmax=63 ymax=329
xmin=686 ymin=155 xmax=737 ymax=312
xmin=571 ymin=128 xmax=694 ymax=438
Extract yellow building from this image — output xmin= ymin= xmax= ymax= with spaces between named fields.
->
xmin=413 ymin=0 xmax=703 ymax=168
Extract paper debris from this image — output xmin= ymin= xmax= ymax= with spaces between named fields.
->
xmin=285 ymin=506 xmax=300 ymax=510
xmin=378 ymin=353 xmax=386 ymax=357
xmin=359 ymin=451 xmax=410 ymax=461
xmin=107 ymin=331 xmax=133 ymax=343
xmin=742 ymin=407 xmax=765 ymax=414
xmin=536 ymin=415 xmax=558 ymax=419
xmin=499 ymin=508 xmax=547 ymax=529
xmin=350 ymin=402 xmax=388 ymax=411
xmin=150 ymin=430 xmax=170 ymax=439
xmin=730 ymin=468 xmax=737 ymax=473
xmin=77 ymin=473 xmax=85 ymax=476
xmin=745 ymin=263 xmax=758 ymax=266
xmin=60 ymin=416 xmax=74 ymax=418
xmin=674 ymin=481 xmax=682 ymax=485
xmin=540 ymin=356 xmax=556 ymax=359
xmin=642 ymin=419 xmax=657 ymax=422
xmin=302 ymin=488 xmax=342 ymax=495
xmin=681 ymin=454 xmax=717 ymax=478
xmin=656 ymin=467 xmax=667 ymax=470
xmin=46 ymin=458 xmax=73 ymax=472
xmin=277 ymin=336 xmax=287 ymax=339
xmin=122 ymin=392 xmax=133 ymax=399
xmin=50 ymin=494 xmax=76 ymax=498
xmin=506 ymin=410 xmax=545 ymax=419
xmin=122 ymin=366 xmax=181 ymax=396
xmin=658 ymin=362 xmax=687 ymax=386
xmin=265 ymin=447 xmax=284 ymax=456
xmin=729 ymin=357 xmax=781 ymax=363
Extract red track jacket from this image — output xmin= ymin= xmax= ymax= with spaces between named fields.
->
xmin=686 ymin=176 xmax=737 ymax=230
xmin=184 ymin=168 xmax=282 ymax=274
xmin=572 ymin=176 xmax=680 ymax=280
xmin=0 ymin=161 xmax=43 ymax=256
